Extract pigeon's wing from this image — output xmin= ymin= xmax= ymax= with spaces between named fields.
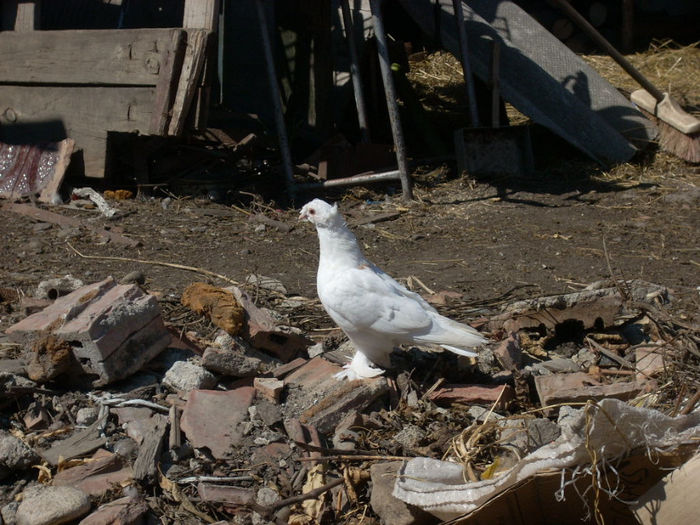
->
xmin=319 ymin=265 xmax=432 ymax=336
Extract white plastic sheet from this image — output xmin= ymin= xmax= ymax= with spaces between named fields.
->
xmin=394 ymin=399 xmax=700 ymax=520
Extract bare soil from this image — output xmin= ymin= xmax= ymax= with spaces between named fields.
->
xmin=1 ymin=153 xmax=698 ymax=334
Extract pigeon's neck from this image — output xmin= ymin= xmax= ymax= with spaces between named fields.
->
xmin=317 ymin=223 xmax=365 ymax=267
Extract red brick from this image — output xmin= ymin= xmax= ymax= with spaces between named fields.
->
xmin=428 ymin=384 xmax=514 ymax=409
xmin=534 ymin=372 xmax=641 ymax=407
xmin=254 ymin=377 xmax=284 ymax=402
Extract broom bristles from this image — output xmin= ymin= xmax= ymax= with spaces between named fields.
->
xmin=638 ymin=107 xmax=700 ymax=163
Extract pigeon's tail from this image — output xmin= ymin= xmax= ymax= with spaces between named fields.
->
xmin=440 ymin=344 xmax=478 ymax=358
xmin=414 ymin=313 xmax=487 ymax=356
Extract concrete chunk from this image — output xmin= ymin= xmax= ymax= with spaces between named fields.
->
xmin=7 ymin=277 xmax=170 ymax=386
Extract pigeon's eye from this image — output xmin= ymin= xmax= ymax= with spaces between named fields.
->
xmin=309 ymin=209 xmax=316 ymax=215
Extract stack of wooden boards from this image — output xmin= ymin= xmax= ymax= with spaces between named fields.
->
xmin=0 ymin=1 xmax=217 ymax=178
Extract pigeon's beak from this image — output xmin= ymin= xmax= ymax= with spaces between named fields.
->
xmin=298 ymin=210 xmax=307 ymax=221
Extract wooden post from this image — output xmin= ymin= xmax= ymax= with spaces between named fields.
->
xmin=1 ymin=0 xmax=41 ymax=31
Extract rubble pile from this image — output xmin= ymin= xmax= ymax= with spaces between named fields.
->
xmin=0 ymin=274 xmax=697 ymax=524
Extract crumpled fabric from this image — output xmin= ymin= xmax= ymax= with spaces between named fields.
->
xmin=393 ymin=398 xmax=700 ymax=520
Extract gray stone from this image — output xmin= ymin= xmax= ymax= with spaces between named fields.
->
xmin=16 ymin=486 xmax=90 ymax=525
xmin=468 ymin=405 xmax=504 ymax=422
xmin=202 ymin=346 xmax=262 ymax=377
xmin=0 ymin=431 xmax=41 ymax=476
xmin=306 ymin=343 xmax=324 ymax=359
xmin=120 ymin=271 xmax=145 ymax=286
xmin=393 ymin=424 xmax=426 ymax=451
xmin=2 ymin=501 xmax=19 ymax=525
xmin=75 ymin=407 xmax=99 ymax=426
xmin=370 ymin=462 xmax=436 ymax=525
xmin=163 ymin=361 xmax=217 ymax=392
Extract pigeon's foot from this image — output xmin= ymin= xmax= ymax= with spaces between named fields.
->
xmin=334 ymin=351 xmax=385 ymax=381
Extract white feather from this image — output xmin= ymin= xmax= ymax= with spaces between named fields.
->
xmin=300 ymin=199 xmax=486 ymax=379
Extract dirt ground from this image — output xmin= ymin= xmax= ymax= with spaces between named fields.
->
xmin=1 ymin=151 xmax=698 ymax=335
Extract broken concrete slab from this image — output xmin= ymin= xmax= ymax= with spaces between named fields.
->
xmin=299 ymin=377 xmax=389 ymax=435
xmin=534 ymin=372 xmax=642 ymax=407
xmin=36 ymin=274 xmax=84 ymax=300
xmin=7 ymin=277 xmax=171 ymax=386
xmin=427 ymin=384 xmax=514 ymax=409
xmin=16 ymin=485 xmax=91 ymax=525
xmin=78 ymin=496 xmax=148 ymax=525
xmin=180 ymin=387 xmax=255 ymax=459
xmin=53 ymin=449 xmax=133 ymax=497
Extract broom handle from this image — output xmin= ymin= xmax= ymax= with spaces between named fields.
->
xmin=553 ymin=0 xmax=664 ymax=102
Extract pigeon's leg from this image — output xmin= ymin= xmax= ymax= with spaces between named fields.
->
xmin=334 ymin=350 xmax=385 ymax=381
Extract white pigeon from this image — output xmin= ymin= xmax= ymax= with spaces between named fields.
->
xmin=300 ymin=198 xmax=486 ymax=380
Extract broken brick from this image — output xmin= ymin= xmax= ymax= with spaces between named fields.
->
xmin=228 ymin=287 xmax=312 ymax=362
xmin=493 ymin=332 xmax=522 ymax=371
xmin=300 ymin=377 xmax=389 ymax=434
xmin=180 ymin=387 xmax=255 ymax=459
xmin=271 ymin=357 xmax=307 ymax=378
xmin=636 ymin=346 xmax=666 ymax=380
xmin=78 ymin=496 xmax=148 ymax=525
xmin=427 ymin=384 xmax=514 ymax=409
xmin=254 ymin=377 xmax=284 ymax=403
xmin=7 ymin=277 xmax=170 ymax=386
xmin=535 ymin=372 xmax=642 ymax=407
xmin=197 ymin=482 xmax=255 ymax=506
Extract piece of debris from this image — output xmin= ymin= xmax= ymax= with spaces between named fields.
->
xmin=71 ymin=187 xmax=118 ymax=218
xmin=181 ymin=282 xmax=245 ymax=336
xmin=0 ymin=139 xmax=74 ymax=204
xmin=53 ymin=449 xmax=133 ymax=497
xmin=163 ymin=360 xmax=217 ymax=392
xmin=7 ymin=277 xmax=171 ymax=386
xmin=40 ymin=408 xmax=109 ymax=466
xmin=201 ymin=343 xmax=264 ymax=378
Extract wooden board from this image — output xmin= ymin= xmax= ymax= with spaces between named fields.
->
xmin=0 ymin=85 xmax=155 ymax=177
xmin=0 ymin=28 xmax=183 ymax=85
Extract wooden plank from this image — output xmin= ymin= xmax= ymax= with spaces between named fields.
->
xmin=149 ymin=30 xmax=187 ymax=134
xmin=183 ymin=0 xmax=220 ymax=130
xmin=0 ymin=85 xmax=155 ymax=177
xmin=0 ymin=28 xmax=183 ymax=85
xmin=168 ymin=29 xmax=209 ymax=136
xmin=183 ymin=0 xmax=219 ymax=29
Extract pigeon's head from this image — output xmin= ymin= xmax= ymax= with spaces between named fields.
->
xmin=299 ymin=199 xmax=343 ymax=228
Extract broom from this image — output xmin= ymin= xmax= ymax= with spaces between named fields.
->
xmin=554 ymin=0 xmax=700 ymax=163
